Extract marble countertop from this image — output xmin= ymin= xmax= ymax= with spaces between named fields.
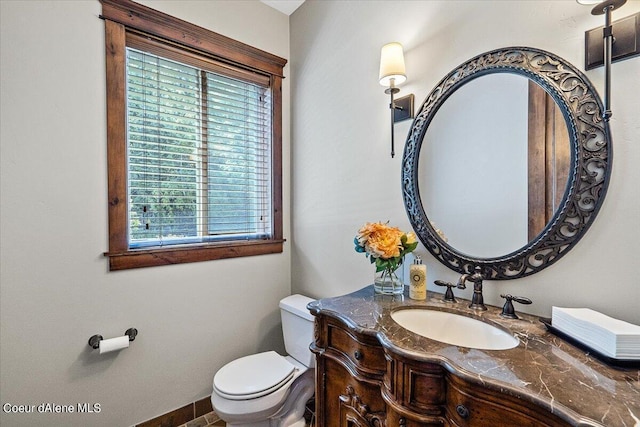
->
xmin=308 ymin=286 xmax=640 ymax=427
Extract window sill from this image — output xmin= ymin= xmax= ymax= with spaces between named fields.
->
xmin=104 ymin=239 xmax=285 ymax=271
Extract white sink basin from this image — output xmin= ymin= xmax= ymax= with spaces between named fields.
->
xmin=391 ymin=309 xmax=519 ymax=350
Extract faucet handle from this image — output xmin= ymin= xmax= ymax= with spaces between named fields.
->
xmin=434 ymin=280 xmax=457 ymax=303
xmin=500 ymin=294 xmax=532 ymax=319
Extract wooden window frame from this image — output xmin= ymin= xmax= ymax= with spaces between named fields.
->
xmin=101 ymin=0 xmax=286 ymax=270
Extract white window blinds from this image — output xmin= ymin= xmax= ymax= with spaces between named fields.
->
xmin=126 ymin=47 xmax=272 ymax=248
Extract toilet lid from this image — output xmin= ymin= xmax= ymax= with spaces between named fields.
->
xmin=213 ymin=351 xmax=296 ymax=400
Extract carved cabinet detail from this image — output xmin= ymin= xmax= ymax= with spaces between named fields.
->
xmin=339 ymin=385 xmax=387 ymax=427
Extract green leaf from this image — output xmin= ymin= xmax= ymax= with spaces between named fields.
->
xmin=375 ymin=258 xmax=388 ymax=270
xmin=401 ymin=242 xmax=418 ymax=256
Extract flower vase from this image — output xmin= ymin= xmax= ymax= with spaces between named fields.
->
xmin=374 ymin=267 xmax=405 ymax=295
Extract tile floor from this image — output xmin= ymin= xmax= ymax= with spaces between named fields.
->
xmin=178 ymin=411 xmax=224 ymax=427
xmin=180 ymin=402 xmax=315 ymax=427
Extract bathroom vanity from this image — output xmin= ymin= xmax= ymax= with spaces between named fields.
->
xmin=308 ymin=286 xmax=639 ymax=427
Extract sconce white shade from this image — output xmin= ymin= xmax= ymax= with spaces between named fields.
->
xmin=379 ymin=42 xmax=407 ymax=87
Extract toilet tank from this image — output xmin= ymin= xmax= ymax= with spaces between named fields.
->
xmin=279 ymin=294 xmax=316 ymax=368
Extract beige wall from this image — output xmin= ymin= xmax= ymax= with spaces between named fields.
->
xmin=290 ymin=1 xmax=640 ymax=324
xmin=0 ymin=1 xmax=290 ymax=426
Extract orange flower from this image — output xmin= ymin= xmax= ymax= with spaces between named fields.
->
xmin=355 ymin=221 xmax=419 ymax=272
xmin=356 ymin=222 xmax=404 ymax=259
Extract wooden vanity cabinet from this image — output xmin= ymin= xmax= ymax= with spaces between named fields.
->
xmin=312 ymin=314 xmax=570 ymax=427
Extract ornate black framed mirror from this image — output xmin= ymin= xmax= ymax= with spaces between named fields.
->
xmin=402 ymin=47 xmax=611 ymax=280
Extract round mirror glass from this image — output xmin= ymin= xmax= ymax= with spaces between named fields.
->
xmin=402 ymin=47 xmax=611 ymax=279
xmin=419 ymin=73 xmax=570 ymax=258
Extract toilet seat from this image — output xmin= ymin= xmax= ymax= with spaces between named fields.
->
xmin=213 ymin=351 xmax=296 ymax=401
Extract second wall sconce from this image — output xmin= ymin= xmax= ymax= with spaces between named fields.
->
xmin=578 ymin=0 xmax=639 ymax=121
xmin=379 ymin=42 xmax=414 ymax=158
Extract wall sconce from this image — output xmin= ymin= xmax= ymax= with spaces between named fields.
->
xmin=578 ymin=0 xmax=639 ymax=121
xmin=379 ymin=42 xmax=414 ymax=158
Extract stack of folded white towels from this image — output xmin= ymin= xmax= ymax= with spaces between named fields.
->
xmin=552 ymin=307 xmax=640 ymax=360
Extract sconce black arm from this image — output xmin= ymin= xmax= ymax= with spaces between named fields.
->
xmin=589 ymin=0 xmax=627 ymax=121
xmin=386 ymin=85 xmax=401 ymax=158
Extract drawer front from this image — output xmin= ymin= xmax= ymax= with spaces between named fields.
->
xmin=386 ymin=409 xmax=445 ymax=427
xmin=446 ymin=375 xmax=570 ymax=427
xmin=327 ymin=323 xmax=386 ymax=376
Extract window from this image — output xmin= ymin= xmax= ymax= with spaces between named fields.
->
xmin=102 ymin=0 xmax=286 ymax=270
xmin=126 ymin=42 xmax=272 ymax=247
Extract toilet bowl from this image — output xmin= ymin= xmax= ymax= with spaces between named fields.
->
xmin=210 ymin=295 xmax=316 ymax=427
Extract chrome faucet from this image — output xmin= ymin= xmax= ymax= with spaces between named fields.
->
xmin=457 ymin=266 xmax=487 ymax=311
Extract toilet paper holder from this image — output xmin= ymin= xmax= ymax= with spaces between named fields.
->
xmin=88 ymin=328 xmax=138 ymax=349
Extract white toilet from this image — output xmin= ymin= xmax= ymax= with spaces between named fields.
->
xmin=210 ymin=294 xmax=316 ymax=427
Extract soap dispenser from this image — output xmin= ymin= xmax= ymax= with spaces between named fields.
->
xmin=409 ymin=256 xmax=427 ymax=300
